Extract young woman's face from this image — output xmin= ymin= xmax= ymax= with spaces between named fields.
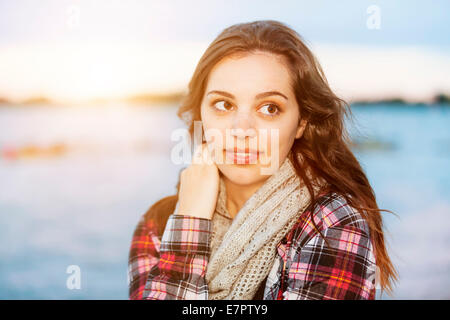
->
xmin=200 ymin=51 xmax=306 ymax=185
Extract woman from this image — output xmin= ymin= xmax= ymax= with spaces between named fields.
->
xmin=128 ymin=20 xmax=398 ymax=300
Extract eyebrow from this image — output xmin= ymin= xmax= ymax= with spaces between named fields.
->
xmin=207 ymin=90 xmax=288 ymax=100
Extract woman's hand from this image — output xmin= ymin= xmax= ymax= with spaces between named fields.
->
xmin=176 ymin=143 xmax=220 ymax=220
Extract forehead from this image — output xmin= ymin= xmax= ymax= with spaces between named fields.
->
xmin=205 ymin=52 xmax=293 ymax=95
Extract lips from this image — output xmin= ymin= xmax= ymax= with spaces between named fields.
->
xmin=224 ymin=148 xmax=262 ymax=164
xmin=225 ymin=148 xmax=259 ymax=155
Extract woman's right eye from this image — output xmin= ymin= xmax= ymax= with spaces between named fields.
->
xmin=212 ymin=100 xmax=234 ymax=112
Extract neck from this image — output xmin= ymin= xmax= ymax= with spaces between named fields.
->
xmin=223 ymin=175 xmax=268 ymax=219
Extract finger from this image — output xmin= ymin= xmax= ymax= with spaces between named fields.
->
xmin=202 ymin=142 xmax=214 ymax=165
xmin=192 ymin=143 xmax=206 ymax=165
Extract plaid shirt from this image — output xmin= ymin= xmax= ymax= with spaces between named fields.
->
xmin=128 ymin=192 xmax=377 ymax=300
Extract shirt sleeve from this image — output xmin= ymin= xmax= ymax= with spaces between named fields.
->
xmin=139 ymin=214 xmax=212 ymax=300
xmin=281 ymin=224 xmax=377 ymax=300
xmin=128 ymin=214 xmax=162 ymax=300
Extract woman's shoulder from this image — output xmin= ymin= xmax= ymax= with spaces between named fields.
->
xmin=288 ymin=191 xmax=371 ymax=246
xmin=311 ymin=191 xmax=370 ymax=234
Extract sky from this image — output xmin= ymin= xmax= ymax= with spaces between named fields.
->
xmin=0 ymin=0 xmax=449 ymax=103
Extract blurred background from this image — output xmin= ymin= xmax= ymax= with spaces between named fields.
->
xmin=0 ymin=0 xmax=449 ymax=299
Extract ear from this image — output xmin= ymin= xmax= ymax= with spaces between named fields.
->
xmin=295 ymin=119 xmax=307 ymax=139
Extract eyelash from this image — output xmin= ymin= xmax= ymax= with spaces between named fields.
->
xmin=210 ymin=99 xmax=281 ymax=118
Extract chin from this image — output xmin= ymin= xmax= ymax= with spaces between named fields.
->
xmin=217 ymin=163 xmax=268 ymax=186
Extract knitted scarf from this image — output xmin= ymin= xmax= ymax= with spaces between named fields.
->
xmin=205 ymin=156 xmax=323 ymax=300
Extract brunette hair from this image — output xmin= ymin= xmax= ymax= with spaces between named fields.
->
xmin=145 ymin=20 xmax=398 ymax=296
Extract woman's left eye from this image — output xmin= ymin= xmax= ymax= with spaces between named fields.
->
xmin=258 ymin=103 xmax=280 ymax=116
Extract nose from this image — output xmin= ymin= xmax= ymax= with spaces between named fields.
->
xmin=230 ymin=111 xmax=257 ymax=138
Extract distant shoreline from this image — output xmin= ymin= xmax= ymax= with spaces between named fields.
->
xmin=349 ymin=94 xmax=450 ymax=106
xmin=0 ymin=92 xmax=449 ymax=107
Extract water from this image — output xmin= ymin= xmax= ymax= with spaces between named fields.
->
xmin=0 ymin=103 xmax=449 ymax=299
xmin=349 ymin=104 xmax=450 ymax=299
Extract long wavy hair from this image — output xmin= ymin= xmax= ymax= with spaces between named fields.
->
xmin=145 ymin=20 xmax=398 ymax=296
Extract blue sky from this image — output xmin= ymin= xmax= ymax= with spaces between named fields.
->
xmin=0 ymin=0 xmax=448 ymax=47
xmin=0 ymin=0 xmax=449 ymax=103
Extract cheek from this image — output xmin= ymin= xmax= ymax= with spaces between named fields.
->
xmin=258 ymin=119 xmax=298 ymax=156
xmin=278 ymin=130 xmax=296 ymax=162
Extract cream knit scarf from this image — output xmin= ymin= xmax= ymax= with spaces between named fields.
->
xmin=205 ymin=156 xmax=323 ymax=300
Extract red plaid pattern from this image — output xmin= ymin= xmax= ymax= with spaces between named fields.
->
xmin=128 ymin=192 xmax=377 ymax=300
